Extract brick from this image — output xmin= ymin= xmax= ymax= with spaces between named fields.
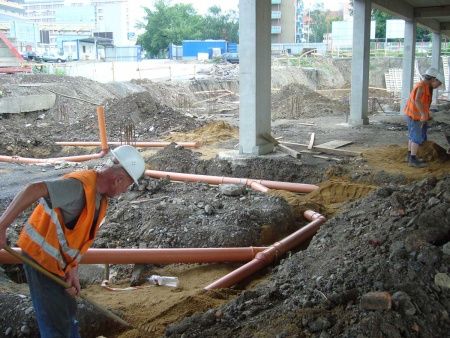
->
xmin=360 ymin=291 xmax=392 ymax=310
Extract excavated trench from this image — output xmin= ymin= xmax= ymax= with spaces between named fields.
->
xmin=1 ymin=69 xmax=449 ymax=337
xmin=0 ymin=144 xmax=395 ymax=338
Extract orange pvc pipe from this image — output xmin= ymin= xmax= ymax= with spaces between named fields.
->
xmin=0 ymin=247 xmax=267 ymax=264
xmin=0 ymin=150 xmax=107 ymax=164
xmin=0 ymin=106 xmax=109 ymax=164
xmin=247 ymin=180 xmax=270 ymax=193
xmin=96 ymin=106 xmax=109 ymax=151
xmin=55 ymin=141 xmax=200 ymax=148
xmin=145 ymin=170 xmax=319 ymax=193
xmin=204 ymin=210 xmax=326 ymax=289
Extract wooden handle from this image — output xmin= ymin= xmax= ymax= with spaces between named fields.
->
xmin=3 ymin=245 xmax=70 ymax=288
xmin=3 ymin=245 xmax=132 ymax=329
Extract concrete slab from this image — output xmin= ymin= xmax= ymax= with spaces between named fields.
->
xmin=0 ymin=93 xmax=56 ymax=114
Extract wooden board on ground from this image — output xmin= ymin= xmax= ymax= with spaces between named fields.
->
xmin=314 ymin=140 xmax=353 ymax=149
xmin=262 ymin=133 xmax=302 ymax=159
xmin=307 ymin=133 xmax=315 ymax=150
xmin=281 ymin=141 xmax=361 ymax=157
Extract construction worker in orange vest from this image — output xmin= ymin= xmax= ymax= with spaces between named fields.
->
xmin=0 ymin=145 xmax=145 ymax=338
xmin=404 ymin=67 xmax=444 ymax=167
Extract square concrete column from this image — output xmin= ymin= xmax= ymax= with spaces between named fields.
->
xmin=401 ymin=20 xmax=416 ymax=112
xmin=431 ymin=32 xmax=442 ymax=104
xmin=349 ymin=0 xmax=371 ymax=126
xmin=239 ymin=0 xmax=273 ymax=155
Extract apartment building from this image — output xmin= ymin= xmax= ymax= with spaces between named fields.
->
xmin=271 ymin=0 xmax=301 ymax=44
xmin=0 ymin=0 xmax=25 ymax=20
xmin=21 ymin=0 xmax=135 ymax=47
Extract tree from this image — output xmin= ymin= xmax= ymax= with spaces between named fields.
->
xmin=137 ymin=1 xmax=239 ymax=57
xmin=200 ymin=6 xmax=239 ymax=42
xmin=137 ymin=1 xmax=202 ymax=57
xmin=309 ymin=8 xmax=342 ymax=43
xmin=371 ymin=8 xmax=392 ymax=39
xmin=350 ymin=2 xmax=431 ymax=41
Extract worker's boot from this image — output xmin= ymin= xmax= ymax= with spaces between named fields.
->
xmin=405 ymin=152 xmax=425 ymax=163
xmin=408 ymin=156 xmax=427 ymax=168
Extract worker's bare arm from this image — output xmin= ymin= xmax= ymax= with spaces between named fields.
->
xmin=0 ymin=182 xmax=49 ymax=247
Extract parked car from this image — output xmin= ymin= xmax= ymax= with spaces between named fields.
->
xmin=41 ymin=53 xmax=67 ymax=63
xmin=222 ymin=52 xmax=239 ymax=64
xmin=21 ymin=51 xmax=43 ymax=62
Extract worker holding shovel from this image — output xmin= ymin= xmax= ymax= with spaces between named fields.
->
xmin=404 ymin=67 xmax=445 ymax=167
xmin=0 ymin=145 xmax=145 ymax=338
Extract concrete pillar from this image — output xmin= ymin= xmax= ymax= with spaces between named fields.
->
xmin=349 ymin=0 xmax=371 ymax=125
xmin=239 ymin=0 xmax=273 ymax=155
xmin=431 ymin=32 xmax=442 ymax=104
xmin=401 ymin=20 xmax=416 ymax=112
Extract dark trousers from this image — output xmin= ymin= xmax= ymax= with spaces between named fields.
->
xmin=23 ymin=260 xmax=80 ymax=338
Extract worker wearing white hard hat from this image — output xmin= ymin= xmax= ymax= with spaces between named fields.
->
xmin=403 ymin=67 xmax=444 ymax=167
xmin=0 ymin=145 xmax=145 ymax=336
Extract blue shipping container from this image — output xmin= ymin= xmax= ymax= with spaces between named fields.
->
xmin=227 ymin=43 xmax=239 ymax=52
xmin=182 ymin=40 xmax=227 ymax=59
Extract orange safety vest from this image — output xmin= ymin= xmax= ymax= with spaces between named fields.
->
xmin=403 ymin=80 xmax=432 ymax=121
xmin=17 ymin=170 xmax=108 ymax=277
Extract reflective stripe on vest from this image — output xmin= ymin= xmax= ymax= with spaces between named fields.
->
xmin=23 ymin=222 xmax=67 ymax=269
xmin=39 ymin=198 xmax=80 ymax=261
xmin=39 ymin=198 xmax=80 ymax=259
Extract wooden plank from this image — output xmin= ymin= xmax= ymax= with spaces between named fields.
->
xmin=262 ymin=133 xmax=302 ymax=159
xmin=312 ymin=155 xmax=342 ymax=162
xmin=281 ymin=141 xmax=361 ymax=157
xmin=315 ymin=140 xmax=353 ymax=149
xmin=307 ymin=133 xmax=315 ymax=150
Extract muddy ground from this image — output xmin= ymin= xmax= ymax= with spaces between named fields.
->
xmin=0 ymin=57 xmax=449 ymax=338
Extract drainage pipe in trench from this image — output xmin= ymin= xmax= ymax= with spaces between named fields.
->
xmin=204 ymin=210 xmax=326 ymax=290
xmin=0 ymin=106 xmax=110 ymax=164
xmin=0 ymin=247 xmax=268 ymax=264
xmin=55 ymin=141 xmax=200 ymax=148
xmin=145 ymin=170 xmax=318 ymax=193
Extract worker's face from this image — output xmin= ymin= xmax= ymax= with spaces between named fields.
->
xmin=107 ymin=170 xmax=134 ymax=197
xmin=431 ymin=78 xmax=442 ymax=89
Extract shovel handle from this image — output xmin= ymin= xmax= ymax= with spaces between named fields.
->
xmin=3 ymin=245 xmax=71 ymax=288
xmin=2 ymin=245 xmax=133 ymax=329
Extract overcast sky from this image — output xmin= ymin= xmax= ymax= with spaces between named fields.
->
xmin=134 ymin=0 xmax=346 ymax=16
xmin=131 ymin=0 xmax=347 ymax=33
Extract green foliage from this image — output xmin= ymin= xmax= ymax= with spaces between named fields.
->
xmin=309 ymin=8 xmax=342 ymax=43
xmin=32 ymin=65 xmax=48 ymax=74
xmin=371 ymin=8 xmax=430 ymax=41
xmin=137 ymin=1 xmax=202 ymax=57
xmin=202 ymin=6 xmax=239 ymax=42
xmin=54 ymin=68 xmax=66 ymax=76
xmin=371 ymin=8 xmax=391 ymax=39
xmin=416 ymin=27 xmax=431 ymax=42
xmin=137 ymin=1 xmax=239 ymax=57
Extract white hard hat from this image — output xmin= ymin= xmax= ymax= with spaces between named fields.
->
xmin=425 ymin=67 xmax=445 ymax=84
xmin=111 ymin=145 xmax=145 ymax=185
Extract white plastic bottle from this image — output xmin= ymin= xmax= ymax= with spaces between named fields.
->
xmin=148 ymin=275 xmax=179 ymax=287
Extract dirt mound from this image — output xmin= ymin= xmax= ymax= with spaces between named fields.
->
xmin=272 ymin=83 xmax=348 ymax=119
xmin=148 ymin=144 xmax=326 ymax=184
xmin=101 ymin=92 xmax=203 ymax=141
xmin=271 ymin=180 xmax=376 ymax=217
xmin=85 ymin=266 xmax=241 ymax=338
xmin=362 ymin=143 xmax=450 ymax=180
xmin=165 ymin=175 xmax=450 ymax=338
xmin=209 ymin=64 xmax=239 ymax=80
xmin=0 ymin=74 xmax=205 ymax=157
xmin=165 ymin=121 xmax=238 ymax=145
xmin=95 ymin=178 xmax=295 ymax=249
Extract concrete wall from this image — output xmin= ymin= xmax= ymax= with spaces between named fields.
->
xmin=0 ymin=93 xmax=56 ymax=114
